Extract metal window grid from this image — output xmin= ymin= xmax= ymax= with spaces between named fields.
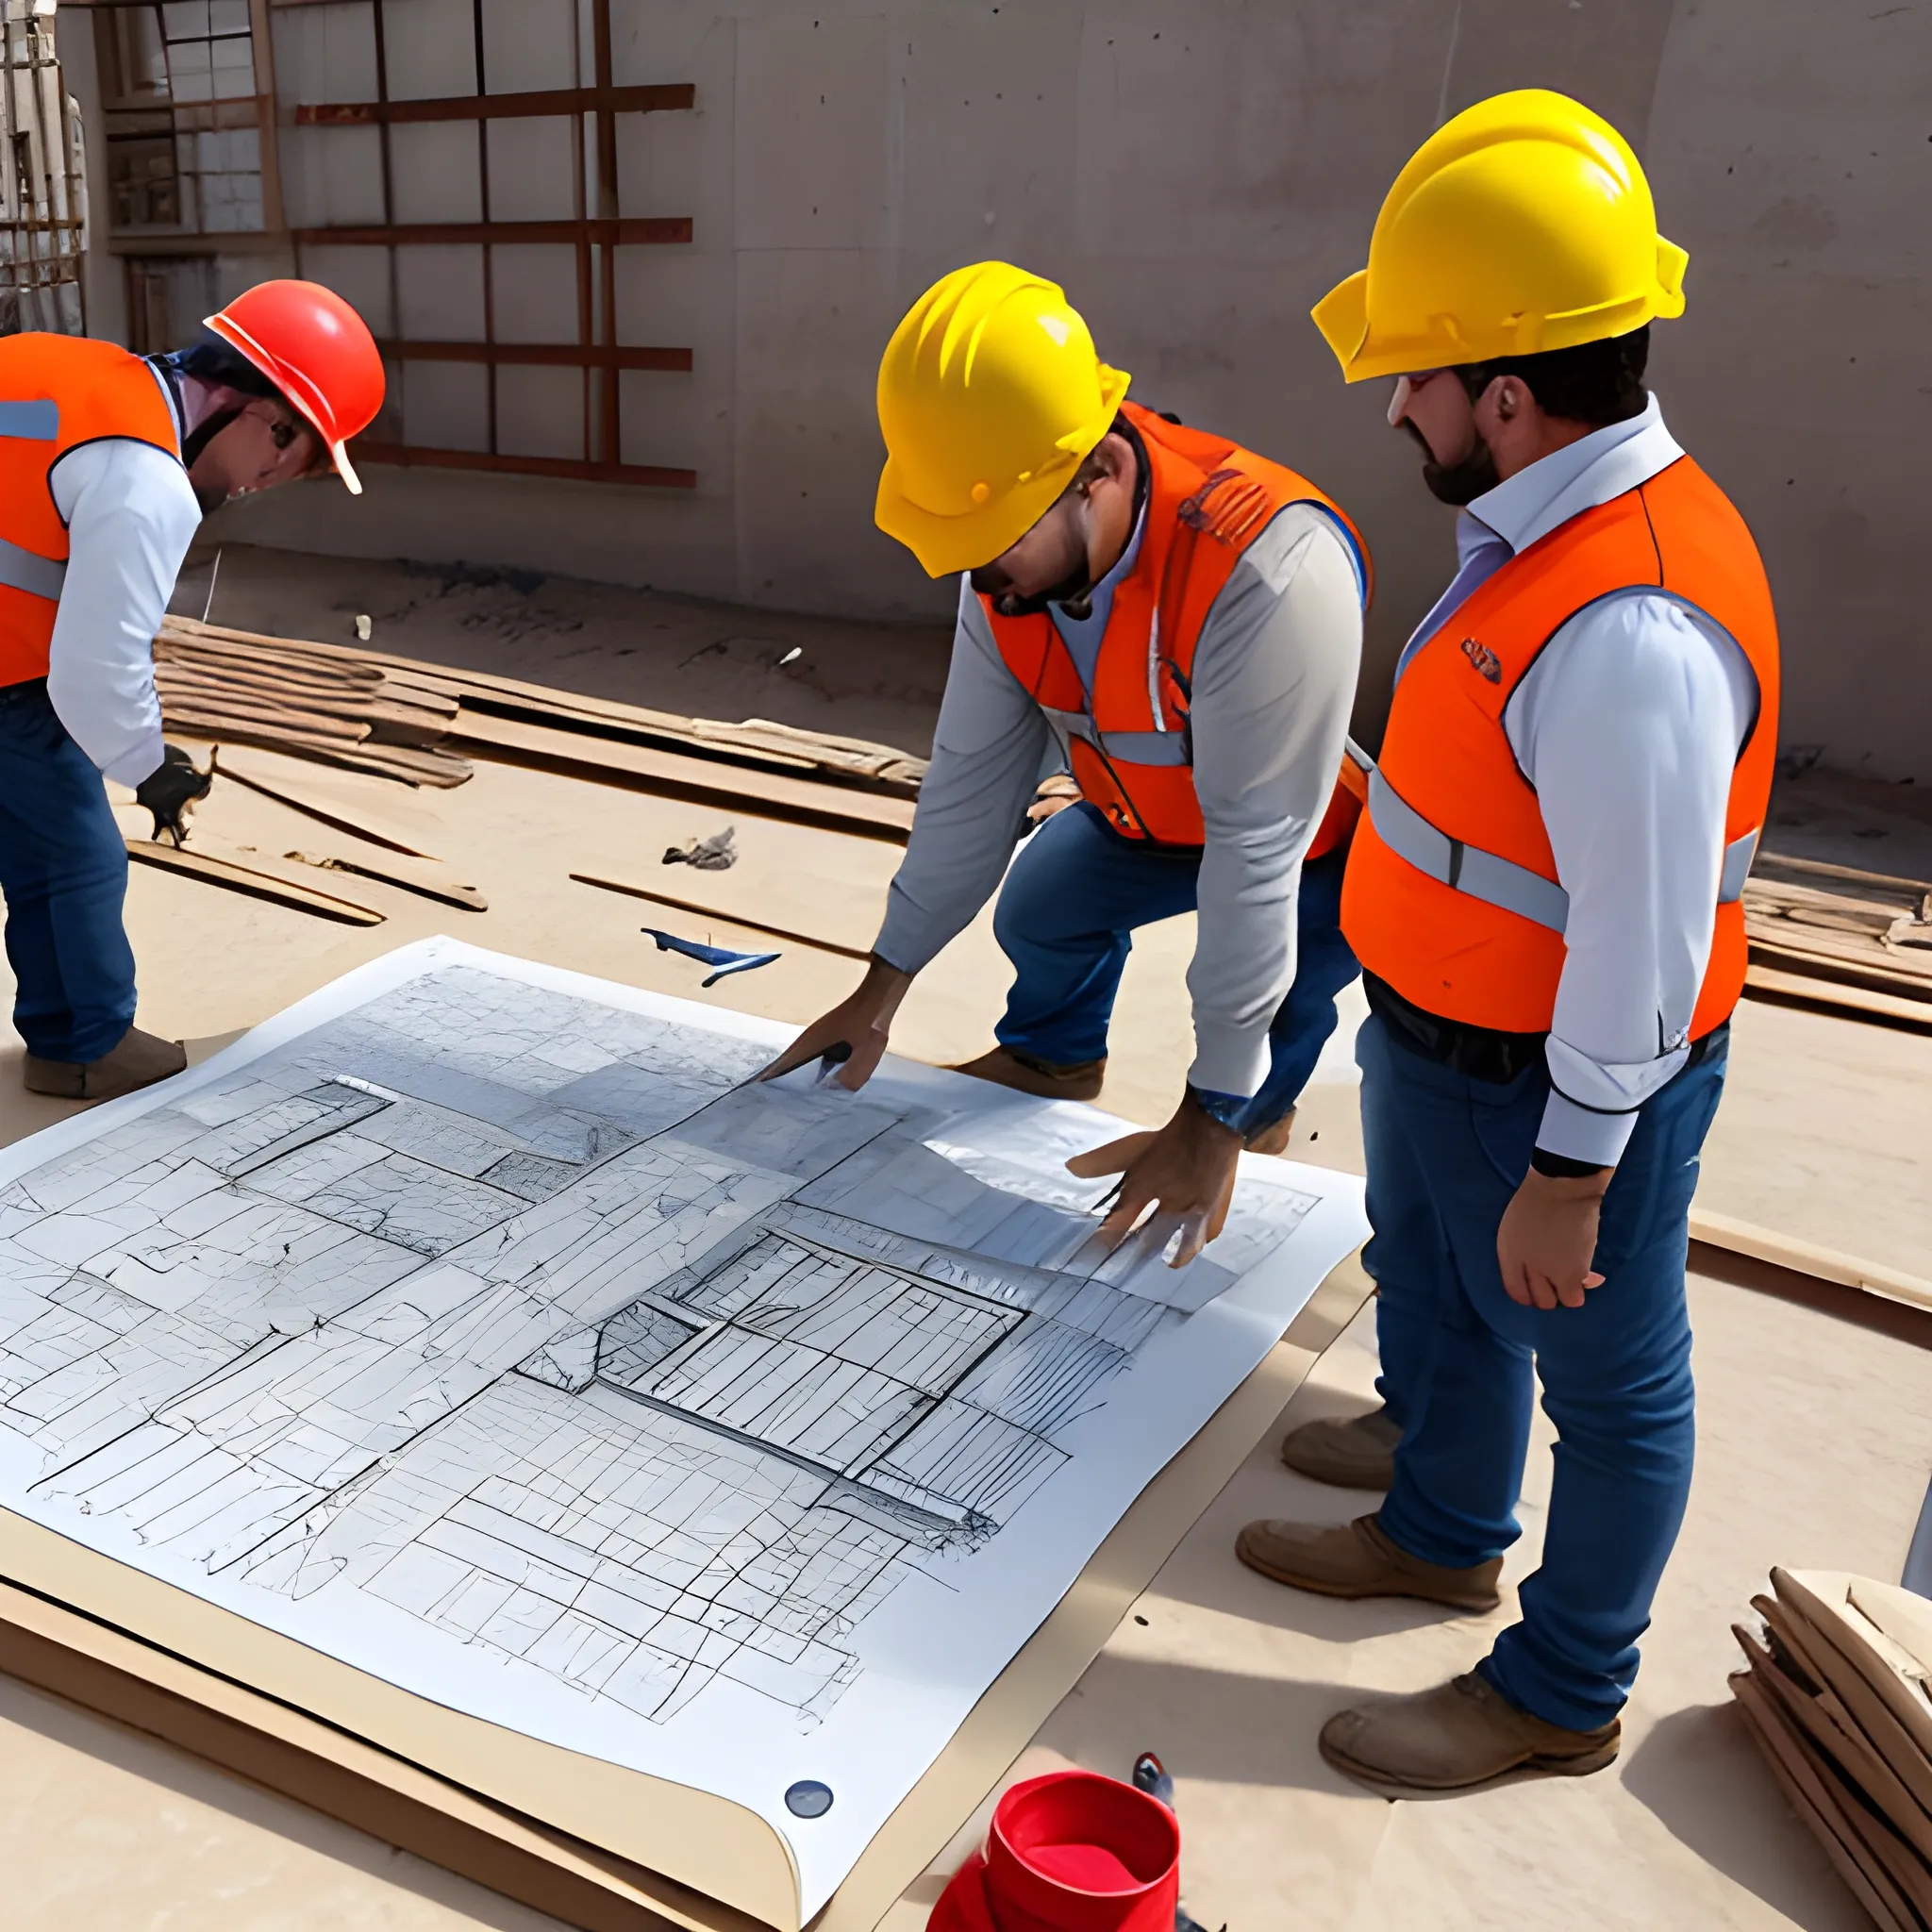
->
xmin=287 ymin=0 xmax=697 ymax=489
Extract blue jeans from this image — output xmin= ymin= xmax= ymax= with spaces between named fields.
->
xmin=1358 ymin=1009 xmax=1727 ymax=1731
xmin=992 ymin=801 xmax=1359 ymax=1135
xmin=0 ymin=681 xmax=139 ymax=1063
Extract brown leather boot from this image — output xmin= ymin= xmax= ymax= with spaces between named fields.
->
xmin=950 ymin=1046 xmax=1105 ymax=1103
xmin=23 ymin=1025 xmax=187 ymax=1102
xmin=1234 ymin=1511 xmax=1502 ymax=1611
xmin=1320 ymin=1672 xmax=1621 ymax=1796
xmin=1280 ymin=1405 xmax=1401 ymax=1490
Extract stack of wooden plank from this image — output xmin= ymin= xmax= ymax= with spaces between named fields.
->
xmin=151 ymin=614 xmax=925 ymax=841
xmin=1731 ymin=1568 xmax=1932 ymax=1929
xmin=1745 ymin=853 xmax=1932 ymax=1028
xmin=155 ymin=616 xmax=473 ymax=787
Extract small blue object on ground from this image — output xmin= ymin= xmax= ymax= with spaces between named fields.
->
xmin=1131 ymin=1751 xmax=1174 ymax=1811
xmin=641 ymin=927 xmax=779 ymax=988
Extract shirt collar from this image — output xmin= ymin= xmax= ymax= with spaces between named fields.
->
xmin=1048 ymin=493 xmax=1148 ymax=659
xmin=1462 ymin=391 xmax=1682 ymax=559
xmin=1063 ymin=493 xmax=1146 ymax=611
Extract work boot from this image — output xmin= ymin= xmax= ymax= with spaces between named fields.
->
xmin=1242 ymin=1107 xmax=1296 ymax=1157
xmin=951 ymin=1045 xmax=1106 ymax=1103
xmin=1319 ymin=1672 xmax=1621 ymax=1796
xmin=1280 ymin=1405 xmax=1401 ymax=1490
xmin=1234 ymin=1511 xmax=1502 ymax=1611
xmin=23 ymin=1025 xmax=187 ymax=1102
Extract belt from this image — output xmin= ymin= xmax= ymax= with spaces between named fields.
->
xmin=1363 ymin=973 xmax=1729 ymax=1086
xmin=0 ymin=675 xmax=49 ymax=707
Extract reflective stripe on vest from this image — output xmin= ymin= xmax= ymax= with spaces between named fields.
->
xmin=0 ymin=394 xmax=66 ymax=602
xmin=1366 ymin=766 xmax=1760 ymax=936
xmin=1039 ymin=707 xmax=1193 ymax=770
xmin=0 ymin=399 xmax=58 ymax=441
xmin=0 ymin=536 xmax=67 ymax=602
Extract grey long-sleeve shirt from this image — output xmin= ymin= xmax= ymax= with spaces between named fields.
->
xmin=873 ymin=503 xmax=1364 ymax=1097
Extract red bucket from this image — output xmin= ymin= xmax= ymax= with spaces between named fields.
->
xmin=929 ymin=1771 xmax=1181 ymax=1932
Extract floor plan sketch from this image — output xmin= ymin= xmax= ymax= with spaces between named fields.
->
xmin=0 ymin=941 xmax=1366 ymax=1913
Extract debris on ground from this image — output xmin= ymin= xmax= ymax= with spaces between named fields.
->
xmin=662 ymin=825 xmax=738 ymax=871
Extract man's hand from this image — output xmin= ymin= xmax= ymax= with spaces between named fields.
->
xmin=1026 ymin=774 xmax=1081 ymax=824
xmin=1497 ymin=1165 xmax=1612 ymax=1310
xmin=1065 ymin=1091 xmax=1242 ymax=1268
xmin=134 ymin=743 xmax=213 ymax=846
xmin=758 ymin=958 xmax=912 ymax=1091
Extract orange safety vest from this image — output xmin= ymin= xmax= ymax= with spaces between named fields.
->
xmin=0 ymin=333 xmax=182 ymax=689
xmin=1342 ymin=455 xmax=1780 ymax=1041
xmin=985 ymin=400 xmax=1373 ymax=856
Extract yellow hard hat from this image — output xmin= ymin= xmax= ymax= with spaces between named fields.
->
xmin=875 ymin=261 xmax=1130 ymax=577
xmin=1313 ymin=90 xmax=1689 ymax=384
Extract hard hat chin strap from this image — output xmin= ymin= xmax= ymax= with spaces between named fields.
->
xmin=181 ymin=402 xmax=244 ymax=473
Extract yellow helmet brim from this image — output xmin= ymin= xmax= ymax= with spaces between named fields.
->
xmin=1310 ymin=271 xmax=1371 ymax=381
xmin=874 ymin=362 xmax=1131 ymax=577
xmin=1313 ymin=249 xmax=1686 ymax=384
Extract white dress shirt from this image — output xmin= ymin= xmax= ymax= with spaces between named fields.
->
xmin=44 ymin=361 xmax=198 ymax=790
xmin=874 ymin=502 xmax=1364 ymax=1098
xmin=1398 ymin=395 xmax=1759 ymax=1167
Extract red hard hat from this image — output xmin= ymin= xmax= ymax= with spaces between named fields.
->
xmin=203 ymin=278 xmax=385 ymax=494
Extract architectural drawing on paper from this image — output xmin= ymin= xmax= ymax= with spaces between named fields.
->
xmin=0 ymin=964 xmax=1318 ymax=1728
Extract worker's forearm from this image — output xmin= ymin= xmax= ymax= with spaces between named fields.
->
xmin=853 ymin=955 xmax=915 ymax=1022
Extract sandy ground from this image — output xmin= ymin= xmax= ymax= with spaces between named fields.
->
xmin=0 ymin=555 xmax=1926 ymax=1930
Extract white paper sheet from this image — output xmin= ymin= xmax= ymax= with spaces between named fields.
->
xmin=0 ymin=939 xmax=1367 ymax=1917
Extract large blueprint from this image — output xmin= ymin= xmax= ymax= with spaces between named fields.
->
xmin=0 ymin=940 xmax=1367 ymax=1914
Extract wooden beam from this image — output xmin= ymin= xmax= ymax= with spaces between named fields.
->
xmin=293 ymin=218 xmax=690 ymax=246
xmin=281 ymin=849 xmax=487 ymax=912
xmin=159 ymin=614 xmax=926 ymax=794
xmin=1756 ymin=850 xmax=1932 ymax=899
xmin=375 ymin=341 xmax=691 ymax=373
xmin=1690 ymin=1208 xmax=1932 ymax=1316
xmin=448 ymin=711 xmax=913 ymax=842
xmin=295 ymin=84 xmax=693 ymax=125
xmin=125 ymin=840 xmax=385 ymax=925
xmin=211 ymin=749 xmax=443 ymax=858
xmin=1742 ymin=962 xmax=1932 ymax=1033
xmin=1747 ymin=937 xmax=1932 ymax=1001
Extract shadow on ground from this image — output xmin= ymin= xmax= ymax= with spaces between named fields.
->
xmin=1622 ymin=1700 xmax=1869 ymax=1930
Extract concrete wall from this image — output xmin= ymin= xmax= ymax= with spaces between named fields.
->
xmin=155 ymin=1 xmax=1930 ymax=777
